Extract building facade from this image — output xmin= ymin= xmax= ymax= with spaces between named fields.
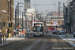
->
xmin=0 ymin=0 xmax=14 ymax=35
xmin=24 ymin=0 xmax=31 ymax=12
xmin=26 ymin=9 xmax=36 ymax=30
xmin=63 ymin=0 xmax=75 ymax=34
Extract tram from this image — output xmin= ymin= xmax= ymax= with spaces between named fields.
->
xmin=33 ymin=22 xmax=44 ymax=36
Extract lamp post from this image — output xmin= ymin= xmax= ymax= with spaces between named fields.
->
xmin=22 ymin=12 xmax=24 ymax=31
xmin=19 ymin=6 xmax=22 ymax=28
xmin=22 ymin=12 xmax=26 ymax=31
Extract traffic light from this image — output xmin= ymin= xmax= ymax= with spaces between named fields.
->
xmin=66 ymin=21 xmax=69 ymax=27
xmin=9 ymin=22 xmax=12 ymax=27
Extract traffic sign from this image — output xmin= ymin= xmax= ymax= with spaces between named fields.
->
xmin=21 ymin=31 xmax=26 ymax=34
xmin=17 ymin=26 xmax=20 ymax=28
xmin=49 ymin=27 xmax=51 ymax=29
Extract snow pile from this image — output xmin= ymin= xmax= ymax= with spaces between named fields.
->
xmin=7 ymin=36 xmax=25 ymax=41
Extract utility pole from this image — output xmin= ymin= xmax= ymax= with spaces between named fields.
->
xmin=8 ymin=0 xmax=12 ymax=38
xmin=58 ymin=1 xmax=60 ymax=17
xmin=10 ymin=0 xmax=11 ymax=21
xmin=22 ymin=12 xmax=24 ymax=31
xmin=15 ymin=9 xmax=17 ymax=30
xmin=16 ymin=2 xmax=19 ymax=36
xmin=58 ymin=1 xmax=61 ymax=30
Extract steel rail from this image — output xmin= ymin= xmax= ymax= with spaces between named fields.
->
xmin=56 ymin=36 xmax=66 ymax=50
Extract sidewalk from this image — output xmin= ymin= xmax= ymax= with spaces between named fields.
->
xmin=0 ymin=32 xmax=34 ymax=46
xmin=58 ymin=34 xmax=75 ymax=47
xmin=0 ymin=34 xmax=25 ymax=46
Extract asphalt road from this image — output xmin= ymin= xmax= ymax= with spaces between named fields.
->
xmin=0 ymin=34 xmax=75 ymax=50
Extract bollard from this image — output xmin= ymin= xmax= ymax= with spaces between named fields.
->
xmin=4 ymin=35 xmax=5 ymax=39
xmin=9 ymin=33 xmax=11 ymax=38
xmin=0 ymin=35 xmax=2 ymax=44
xmin=4 ymin=35 xmax=7 ymax=43
xmin=67 ymin=34 xmax=68 ymax=38
xmin=3 ymin=35 xmax=4 ymax=44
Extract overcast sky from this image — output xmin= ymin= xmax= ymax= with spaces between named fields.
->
xmin=14 ymin=0 xmax=67 ymax=14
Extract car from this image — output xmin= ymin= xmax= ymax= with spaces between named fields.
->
xmin=53 ymin=30 xmax=57 ymax=34
xmin=26 ymin=30 xmax=32 ymax=33
xmin=56 ymin=31 xmax=60 ymax=35
xmin=46 ymin=30 xmax=49 ymax=33
xmin=73 ymin=32 xmax=75 ymax=37
xmin=58 ymin=31 xmax=65 ymax=35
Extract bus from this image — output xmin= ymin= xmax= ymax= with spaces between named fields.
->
xmin=33 ymin=22 xmax=44 ymax=37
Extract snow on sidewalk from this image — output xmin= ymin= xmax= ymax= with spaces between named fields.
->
xmin=0 ymin=36 xmax=25 ymax=46
xmin=7 ymin=36 xmax=25 ymax=41
xmin=58 ymin=34 xmax=75 ymax=47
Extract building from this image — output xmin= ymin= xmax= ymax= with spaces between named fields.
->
xmin=40 ymin=11 xmax=64 ymax=31
xmin=0 ymin=0 xmax=14 ymax=35
xmin=63 ymin=0 xmax=75 ymax=34
xmin=26 ymin=9 xmax=36 ymax=30
xmin=69 ymin=0 xmax=75 ymax=33
xmin=24 ymin=0 xmax=31 ymax=12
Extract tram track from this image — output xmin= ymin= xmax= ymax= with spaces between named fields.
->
xmin=31 ymin=35 xmax=50 ymax=50
xmin=50 ymin=35 xmax=74 ymax=50
xmin=0 ymin=37 xmax=42 ymax=50
xmin=0 ymin=35 xmax=74 ymax=50
xmin=56 ymin=36 xmax=74 ymax=50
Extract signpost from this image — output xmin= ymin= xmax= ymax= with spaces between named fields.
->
xmin=2 ymin=21 xmax=6 ymax=40
xmin=8 ymin=21 xmax=12 ymax=38
xmin=17 ymin=26 xmax=20 ymax=28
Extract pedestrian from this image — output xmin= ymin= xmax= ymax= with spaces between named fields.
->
xmin=7 ymin=28 xmax=9 ymax=38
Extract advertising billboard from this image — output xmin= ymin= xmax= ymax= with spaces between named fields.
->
xmin=46 ymin=21 xmax=58 ymax=26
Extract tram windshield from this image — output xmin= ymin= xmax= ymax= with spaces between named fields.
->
xmin=34 ymin=24 xmax=43 ymax=32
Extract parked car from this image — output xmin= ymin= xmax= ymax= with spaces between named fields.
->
xmin=56 ymin=31 xmax=60 ymax=35
xmin=46 ymin=30 xmax=49 ymax=33
xmin=53 ymin=30 xmax=57 ymax=34
xmin=73 ymin=32 xmax=75 ymax=37
xmin=58 ymin=31 xmax=65 ymax=35
xmin=26 ymin=30 xmax=32 ymax=33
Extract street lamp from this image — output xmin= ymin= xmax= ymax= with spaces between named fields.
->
xmin=22 ymin=12 xmax=27 ymax=31
xmin=19 ymin=6 xmax=22 ymax=27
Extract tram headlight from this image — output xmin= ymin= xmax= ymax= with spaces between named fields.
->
xmin=34 ymin=33 xmax=35 ymax=34
xmin=40 ymin=32 xmax=42 ymax=34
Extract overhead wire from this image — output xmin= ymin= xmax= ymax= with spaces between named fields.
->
xmin=53 ymin=0 xmax=56 ymax=12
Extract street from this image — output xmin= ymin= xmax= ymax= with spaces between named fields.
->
xmin=0 ymin=34 xmax=75 ymax=50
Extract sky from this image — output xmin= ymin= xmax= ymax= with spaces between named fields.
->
xmin=14 ymin=0 xmax=67 ymax=14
